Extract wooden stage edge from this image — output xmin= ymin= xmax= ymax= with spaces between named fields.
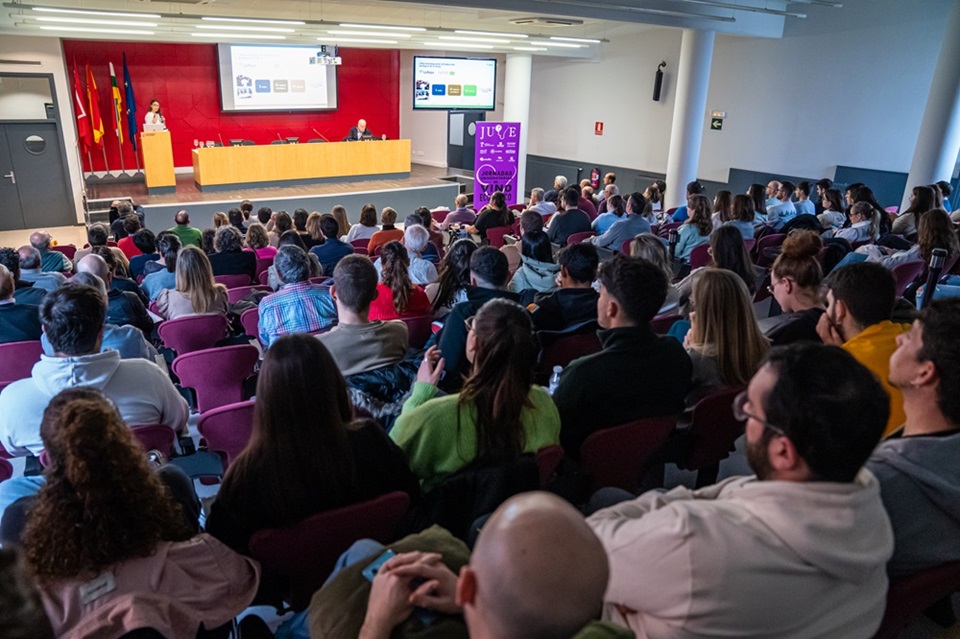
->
xmin=86 ymin=164 xmax=472 ymax=208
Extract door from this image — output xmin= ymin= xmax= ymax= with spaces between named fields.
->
xmin=446 ymin=110 xmax=485 ymax=171
xmin=0 ymin=123 xmax=74 ymax=231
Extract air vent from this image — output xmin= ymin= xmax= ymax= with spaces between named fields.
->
xmin=508 ymin=16 xmax=584 ymax=27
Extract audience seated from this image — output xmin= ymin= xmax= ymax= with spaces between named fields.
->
xmin=726 ymin=193 xmax=759 ymax=240
xmin=309 ymin=213 xmax=353 ymax=276
xmin=303 ymin=212 xmax=325 ymax=249
xmin=677 ymin=226 xmax=761 ymax=310
xmin=669 ymin=180 xmax=704 ymax=223
xmin=258 ymin=245 xmax=336 ymax=347
xmin=16 ymin=246 xmax=65 ymax=293
xmin=29 ymin=231 xmax=72 ymax=274
xmin=426 ymin=238 xmax=477 ymax=319
xmin=630 ymin=234 xmax=681 ymax=316
xmin=319 ymin=254 xmax=409 ymax=377
xmin=0 ymin=247 xmax=45 ymax=306
xmin=529 ymin=242 xmax=600 ymax=331
xmin=140 ymin=232 xmax=180 ymax=301
xmin=367 ymin=207 xmax=403 ymax=255
xmin=588 ymin=343 xmax=893 ymax=638
xmin=853 ymin=186 xmax=893 ymax=236
xmin=766 ymin=180 xmax=798 ymax=230
xmin=208 ymin=226 xmax=256 ymax=282
xmin=409 ymin=208 xmax=444 ymax=264
xmin=468 ymin=191 xmax=515 ymax=242
xmin=552 ymin=255 xmax=691 ymax=458
xmin=825 ymin=201 xmax=878 ymax=244
xmin=795 ymin=180 xmax=816 ymax=215
xmin=73 ymin=222 xmax=130 ymax=272
xmin=206 ymin=334 xmax=419 ymax=554
xmin=894 ymin=186 xmax=936 ymax=240
xmin=575 ymin=183 xmax=599 ymax=220
xmin=683 ymin=269 xmax=769 ymax=405
xmin=528 ymin=186 xmax=559 ymax=219
xmin=89 ymin=245 xmax=143 ymax=302
xmin=508 ymin=229 xmax=558 ymax=297
xmin=331 ymin=204 xmax=351 ymax=238
xmin=267 ymin=210 xmax=292 ymax=247
xmin=76 ymin=254 xmax=153 ymax=335
xmin=0 ymin=282 xmax=188 ymax=459
xmin=758 ymin=231 xmax=825 ymax=345
xmin=674 ymin=194 xmax=712 ymax=264
xmin=374 ymin=225 xmax=437 ymax=285
xmin=369 ymin=242 xmax=432 ymax=321
xmin=817 ymin=262 xmax=907 ymax=436
xmin=267 ymin=230 xmax=322 ymax=290
xmin=866 ymin=298 xmax=960 ymax=576
xmin=243 ymin=222 xmax=278 ymax=260
xmin=167 ymin=209 xmax=203 ymax=248
xmin=127 ymin=228 xmax=159 ymax=279
xmin=391 ymin=300 xmax=560 ymax=490
xmin=0 ymin=263 xmax=41 ymax=344
xmin=747 ymin=183 xmax=769 ymax=225
xmin=155 ymin=246 xmax=229 ymax=320
xmin=844 ymin=208 xmax=958 ymax=272
xmin=5 ymin=387 xmax=257 ymax=637
xmin=440 ymin=193 xmax=477 ymax=230
xmin=818 ymin=188 xmax=847 ymax=230
xmin=345 ymin=203 xmax=380 ymax=244
xmin=592 ymin=193 xmax=625 ymax=235
xmin=353 ymin=493 xmax=611 ymax=639
xmin=500 ymin=209 xmax=543 ymax=272
xmin=547 ymin=187 xmax=592 ymax=247
xmin=116 ymin=215 xmax=144 ymax=260
xmin=591 ymin=192 xmax=652 ymax=252
xmin=228 ymin=207 xmax=248 ymax=235
xmin=437 ymin=247 xmax=520 ymax=391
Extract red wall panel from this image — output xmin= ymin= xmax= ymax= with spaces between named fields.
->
xmin=62 ymin=40 xmax=400 ymax=172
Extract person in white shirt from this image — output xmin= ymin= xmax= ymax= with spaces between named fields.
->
xmin=526 ymin=187 xmax=558 ymax=218
xmin=827 ymin=201 xmax=877 ymax=244
xmin=588 ymin=343 xmax=894 ymax=639
xmin=144 ymin=99 xmax=166 ymax=128
xmin=373 ymin=224 xmax=437 ymax=285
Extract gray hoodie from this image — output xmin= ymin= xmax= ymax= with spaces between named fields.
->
xmin=866 ymin=431 xmax=960 ymax=576
xmin=509 ymin=255 xmax=560 ymax=295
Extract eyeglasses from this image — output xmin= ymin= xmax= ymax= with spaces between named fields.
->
xmin=766 ymin=277 xmax=793 ymax=296
xmin=732 ymin=391 xmax=786 ymax=437
xmin=464 ymin=316 xmax=475 ymax=332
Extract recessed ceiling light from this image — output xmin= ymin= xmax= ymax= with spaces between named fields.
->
xmin=339 ymin=23 xmax=426 ymax=32
xmin=201 ymin=17 xmax=306 ymax=26
xmin=528 ymin=40 xmax=583 ymax=48
xmin=320 ymin=37 xmax=398 ymax=44
xmin=33 ymin=7 xmax=160 ymax=19
xmin=196 ymin=25 xmax=295 ymax=33
xmin=39 ymin=26 xmax=155 ymax=35
xmin=438 ymin=36 xmax=511 ymax=44
xmin=422 ymin=42 xmax=494 ymax=50
xmin=550 ymin=36 xmax=602 ymax=44
xmin=35 ymin=17 xmax=159 ymax=27
xmin=513 ymin=47 xmax=548 ymax=51
xmin=192 ymin=33 xmax=286 ymax=40
xmin=455 ymin=30 xmax=528 ymax=39
xmin=326 ymin=30 xmax=411 ymax=38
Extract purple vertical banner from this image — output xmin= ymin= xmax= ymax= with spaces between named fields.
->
xmin=474 ymin=122 xmax=521 ymax=207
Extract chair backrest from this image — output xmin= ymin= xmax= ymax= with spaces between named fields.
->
xmin=657 ymin=222 xmax=681 ymax=238
xmin=682 ymin=387 xmax=745 ymax=472
xmin=581 ymin=415 xmax=679 ymax=493
xmin=157 ymin=314 xmax=229 ymax=355
xmin=688 ymin=243 xmax=712 ymax=269
xmin=537 ymin=323 xmax=602 ymax=382
xmin=240 ymin=307 xmax=260 ymax=341
xmin=566 ymin=231 xmax=596 ymax=246
xmin=884 ymin=205 xmax=900 ymax=215
xmin=197 ymin=400 xmax=256 ymax=469
xmin=248 ymin=491 xmax=411 ymax=611
xmin=171 ymin=344 xmax=260 ymax=413
xmin=350 ymin=239 xmax=370 ymax=250
xmin=0 ymin=458 xmax=12 ymax=483
xmin=51 ymin=244 xmax=76 ymax=260
xmin=430 ymin=208 xmax=448 ymax=224
xmin=227 ymin=285 xmax=271 ymax=305
xmin=743 ymin=238 xmax=756 ymax=252
xmin=400 ymin=315 xmax=434 ymax=349
xmin=352 ymin=245 xmax=369 ymax=255
xmin=258 ymin=270 xmax=271 ymax=286
xmin=754 ymin=233 xmax=787 ymax=267
xmin=620 ymin=238 xmax=634 ymax=255
xmin=214 ymin=273 xmax=253 ymax=289
xmin=535 ymin=445 xmax=564 ymax=487
xmin=872 ymin=561 xmax=960 ymax=639
xmin=507 ymin=203 xmax=526 ymax=212
xmin=0 ymin=340 xmax=43 ymax=384
xmin=892 ymin=260 xmax=926 ymax=297
xmin=650 ymin=313 xmax=682 ymax=334
xmin=254 ymin=257 xmax=273 ymax=279
xmin=0 ymin=442 xmax=13 ymax=459
xmin=130 ymin=424 xmax=177 ymax=457
xmin=484 ymin=225 xmax=514 ymax=249
xmin=665 ymin=207 xmax=678 ymax=218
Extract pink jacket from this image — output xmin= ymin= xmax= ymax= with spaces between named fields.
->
xmin=40 ymin=534 xmax=260 ymax=639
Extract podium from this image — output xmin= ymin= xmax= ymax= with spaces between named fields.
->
xmin=140 ymin=130 xmax=175 ymax=194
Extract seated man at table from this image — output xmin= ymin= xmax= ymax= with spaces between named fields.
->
xmin=258 ymin=245 xmax=337 ymax=347
xmin=348 ymin=118 xmax=375 ymax=140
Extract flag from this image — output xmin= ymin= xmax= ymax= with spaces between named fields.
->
xmin=122 ymin=53 xmax=138 ymax=151
xmin=109 ymin=62 xmax=124 ymax=145
xmin=72 ymin=64 xmax=92 ymax=154
xmin=85 ymin=64 xmax=104 ymax=147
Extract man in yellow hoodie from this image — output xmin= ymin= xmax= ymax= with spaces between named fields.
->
xmin=817 ymin=261 xmax=908 ymax=436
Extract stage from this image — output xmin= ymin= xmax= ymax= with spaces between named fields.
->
xmin=84 ymin=164 xmax=468 ymax=234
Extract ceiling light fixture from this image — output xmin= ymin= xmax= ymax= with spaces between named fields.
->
xmin=513 ymin=47 xmax=548 ymax=51
xmin=454 ymin=30 xmax=529 ymax=38
xmin=528 ymin=40 xmax=583 ymax=48
xmin=339 ymin=23 xmax=426 ymax=31
xmin=196 ymin=25 xmax=295 ymax=33
xmin=326 ymin=30 xmax=412 ymax=38
xmin=550 ymin=36 xmax=602 ymax=43
xmin=192 ymin=33 xmax=286 ymax=40
xmin=530 ymin=0 xmax=736 ymax=23
xmin=201 ymin=17 xmax=306 ymax=26
xmin=32 ymin=7 xmax=160 ymax=19
xmin=422 ymin=42 xmax=495 ymax=50
xmin=321 ymin=37 xmax=398 ymax=44
xmin=438 ymin=36 xmax=512 ymax=44
xmin=34 ymin=16 xmax=159 ymax=27
xmin=39 ymin=26 xmax=155 ymax=34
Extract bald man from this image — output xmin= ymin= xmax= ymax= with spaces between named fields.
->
xmin=349 ymin=119 xmax=375 ymax=141
xmin=77 ymin=254 xmax=153 ymax=335
xmin=16 ymin=246 xmax=66 ymax=293
xmin=765 ymin=179 xmax=782 ymax=208
xmin=359 ymin=492 xmax=610 ymax=639
xmin=29 ymin=231 xmax=72 ymax=274
xmin=167 ymin=209 xmax=203 ymax=248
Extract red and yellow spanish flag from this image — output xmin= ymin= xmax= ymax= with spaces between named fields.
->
xmin=85 ymin=64 xmax=104 ymax=147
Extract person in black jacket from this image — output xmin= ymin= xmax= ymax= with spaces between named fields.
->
xmin=552 ymin=255 xmax=691 ymax=459
xmin=208 ymin=226 xmax=256 ymax=283
xmin=529 ymin=242 xmax=600 ymax=331
xmin=547 ymin=187 xmax=592 ymax=247
xmin=0 ymin=263 xmax=42 ymax=344
xmin=467 ymin=191 xmax=514 ymax=242
xmin=76 ymin=254 xmax=153 ymax=336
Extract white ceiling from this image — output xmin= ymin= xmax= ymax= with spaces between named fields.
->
xmin=0 ymin=0 xmax=837 ymax=56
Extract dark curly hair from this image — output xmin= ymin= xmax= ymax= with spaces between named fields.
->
xmin=23 ymin=388 xmax=193 ymax=584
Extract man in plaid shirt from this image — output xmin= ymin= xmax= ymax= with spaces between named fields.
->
xmin=258 ymin=245 xmax=337 ymax=347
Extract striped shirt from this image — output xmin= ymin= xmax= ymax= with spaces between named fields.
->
xmin=258 ymin=282 xmax=337 ymax=347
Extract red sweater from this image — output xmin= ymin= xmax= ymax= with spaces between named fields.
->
xmin=368 ymin=282 xmax=432 ymax=320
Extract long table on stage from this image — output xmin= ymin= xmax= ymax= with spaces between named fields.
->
xmin=191 ymin=139 xmax=412 ymax=191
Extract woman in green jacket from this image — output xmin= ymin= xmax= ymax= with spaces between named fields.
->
xmin=390 ymin=298 xmax=560 ymax=490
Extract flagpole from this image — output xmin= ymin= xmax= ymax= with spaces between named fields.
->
xmin=116 ymin=136 xmax=126 ymax=175
xmin=101 ymin=145 xmax=110 ymax=177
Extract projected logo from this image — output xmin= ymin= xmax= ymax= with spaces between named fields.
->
xmin=415 ymin=79 xmax=429 ymax=101
xmin=235 ymin=75 xmax=253 ymax=100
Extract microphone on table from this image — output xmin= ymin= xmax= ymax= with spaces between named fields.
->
xmin=312 ymin=128 xmax=330 ymax=142
xmin=920 ymin=247 xmax=948 ymax=310
xmin=218 ymin=133 xmax=225 ymax=147
xmin=276 ymin=132 xmax=284 ymax=143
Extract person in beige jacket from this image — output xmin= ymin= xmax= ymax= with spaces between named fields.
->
xmin=587 ymin=343 xmax=895 ymax=639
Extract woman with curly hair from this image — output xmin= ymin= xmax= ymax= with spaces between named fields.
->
xmin=426 ymin=238 xmax=477 ymax=318
xmin=208 ymin=225 xmax=256 ymax=282
xmin=368 ymin=241 xmax=431 ymax=320
xmin=674 ymin=194 xmax=713 ymax=264
xmin=17 ymin=387 xmax=258 ymax=638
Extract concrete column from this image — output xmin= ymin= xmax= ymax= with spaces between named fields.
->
xmin=902 ymin=1 xmax=960 ymax=211
xmin=664 ymin=29 xmax=715 ymax=209
xmin=504 ymin=52 xmax=532 ymax=203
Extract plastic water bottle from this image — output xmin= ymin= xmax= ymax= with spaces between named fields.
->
xmin=548 ymin=365 xmax=563 ymax=395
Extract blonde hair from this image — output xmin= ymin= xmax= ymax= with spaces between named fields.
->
xmin=245 ymin=223 xmax=269 ymax=249
xmin=305 ymin=212 xmax=323 ymax=241
xmin=175 ymin=245 xmax=227 ymax=314
xmin=381 ymin=207 xmax=398 ymax=225
xmin=331 ymin=205 xmax=349 ymax=237
xmin=630 ymin=233 xmax=673 ymax=283
xmin=689 ymin=268 xmax=769 ymax=387
xmin=212 ymin=212 xmax=229 ymax=228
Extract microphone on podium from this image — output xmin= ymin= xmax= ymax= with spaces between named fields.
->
xmin=312 ymin=128 xmax=330 ymax=142
xmin=218 ymin=133 xmax=225 ymax=147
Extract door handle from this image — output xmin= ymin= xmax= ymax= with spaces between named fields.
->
xmin=2 ymin=171 xmax=13 ymax=184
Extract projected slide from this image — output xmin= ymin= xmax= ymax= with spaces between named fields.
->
xmin=218 ymin=44 xmax=338 ymax=112
xmin=413 ymin=57 xmax=496 ymax=110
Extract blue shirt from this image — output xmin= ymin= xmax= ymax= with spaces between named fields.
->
xmin=725 ymin=220 xmax=756 ymax=240
xmin=675 ymin=223 xmax=711 ymax=262
xmin=796 ymin=200 xmax=816 ymax=216
xmin=141 ymin=269 xmax=176 ymax=301
xmin=258 ymin=282 xmax=337 ymax=347
xmin=671 ymin=205 xmax=689 ymax=223
xmin=42 ymin=323 xmax=160 ymax=361
xmin=592 ymin=214 xmax=653 ymax=251
xmin=310 ymin=239 xmax=354 ymax=276
xmin=592 ymin=211 xmax=623 ymax=235
xmin=766 ymin=200 xmax=797 ymax=230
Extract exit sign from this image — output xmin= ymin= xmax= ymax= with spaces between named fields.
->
xmin=710 ymin=117 xmax=723 ymax=131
